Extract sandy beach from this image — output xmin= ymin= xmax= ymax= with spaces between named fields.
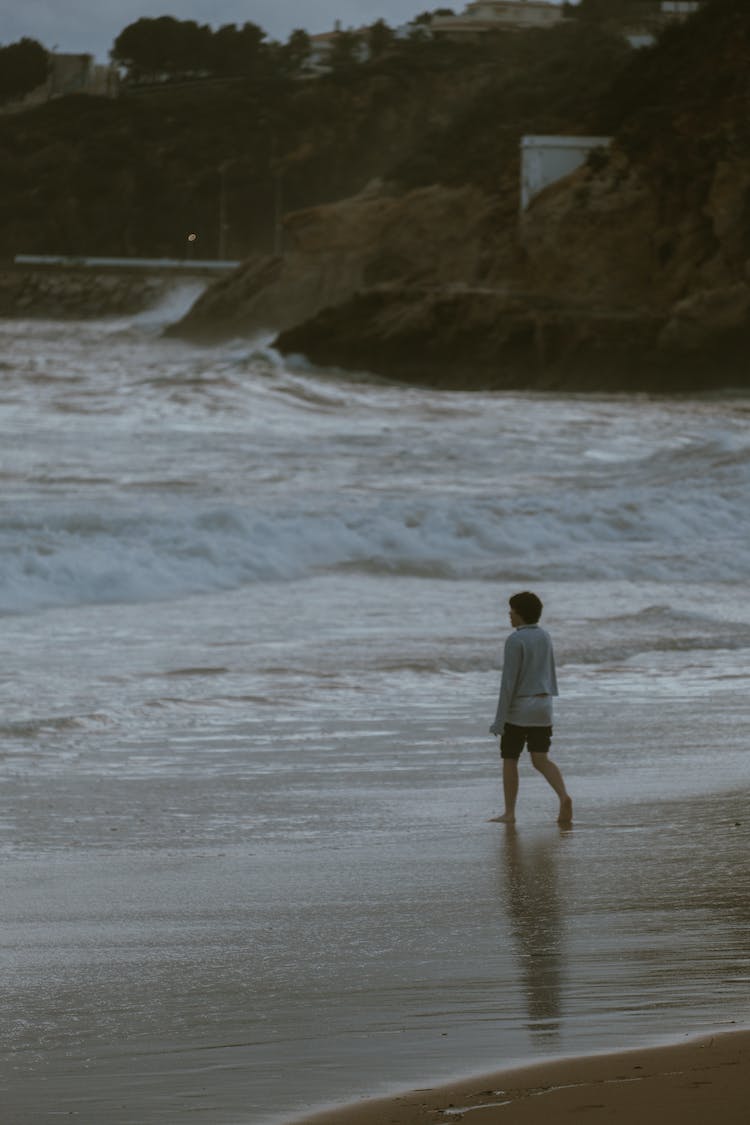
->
xmin=292 ymin=1031 xmax=750 ymax=1125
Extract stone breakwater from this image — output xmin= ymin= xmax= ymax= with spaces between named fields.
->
xmin=0 ymin=267 xmax=169 ymax=318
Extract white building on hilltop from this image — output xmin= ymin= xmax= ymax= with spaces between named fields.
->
xmin=432 ymin=1 xmax=566 ymax=39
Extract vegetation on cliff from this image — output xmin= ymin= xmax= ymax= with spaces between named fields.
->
xmin=109 ymin=16 xmax=400 ymax=84
xmin=598 ymin=0 xmax=750 ymax=205
xmin=5 ymin=1 xmax=750 ymax=390
xmin=0 ymin=16 xmax=628 ymax=261
xmin=268 ymin=0 xmax=750 ymax=389
xmin=2 ymin=2 xmax=736 ymax=267
xmin=111 ymin=17 xmax=272 ymax=83
xmin=390 ymin=21 xmax=629 ymax=194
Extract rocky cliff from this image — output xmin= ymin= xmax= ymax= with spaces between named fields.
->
xmin=172 ymin=145 xmax=750 ymax=390
xmin=167 ymin=182 xmax=509 ymax=341
xmin=172 ymin=1 xmax=750 ymax=391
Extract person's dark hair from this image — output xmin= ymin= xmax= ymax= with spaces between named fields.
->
xmin=509 ymin=591 xmax=543 ymax=624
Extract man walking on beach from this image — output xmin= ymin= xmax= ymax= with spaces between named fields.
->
xmin=489 ymin=591 xmax=572 ymax=826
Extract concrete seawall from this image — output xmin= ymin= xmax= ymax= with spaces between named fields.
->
xmin=0 ymin=260 xmax=232 ymax=319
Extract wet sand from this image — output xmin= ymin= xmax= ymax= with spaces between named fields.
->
xmin=3 ymin=727 xmax=749 ymax=1124
xmin=291 ymin=1030 xmax=750 ymax=1125
xmin=3 ymin=583 xmax=750 ymax=1123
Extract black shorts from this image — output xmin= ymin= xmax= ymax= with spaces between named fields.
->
xmin=500 ymin=723 xmax=552 ymax=760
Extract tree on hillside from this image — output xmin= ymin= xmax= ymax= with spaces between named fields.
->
xmin=112 ymin=16 xmax=213 ymax=80
xmin=0 ymin=38 xmax=49 ymax=103
xmin=112 ymin=16 xmax=271 ymax=82
xmin=367 ymin=20 xmax=396 ymax=58
xmin=390 ymin=19 xmax=631 ymax=191
xmin=174 ymin=19 xmax=213 ymax=72
xmin=211 ymin=22 xmax=266 ymax=77
xmin=413 ymin=8 xmax=456 ymax=19
xmin=277 ymin=29 xmax=313 ymax=77
xmin=328 ymin=30 xmax=366 ymax=73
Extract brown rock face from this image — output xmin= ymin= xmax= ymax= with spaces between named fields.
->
xmin=517 ymin=153 xmax=662 ymax=310
xmin=274 ymin=286 xmax=668 ymax=392
xmin=168 ymin=183 xmax=505 ymax=341
xmin=658 ymin=283 xmax=750 ymax=353
xmin=170 ymin=148 xmax=750 ymax=391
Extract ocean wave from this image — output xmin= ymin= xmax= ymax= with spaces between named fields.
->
xmin=104 ymin=282 xmax=209 ymax=335
xmin=1 ymin=483 xmax=749 ymax=614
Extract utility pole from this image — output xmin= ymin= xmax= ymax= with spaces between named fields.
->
xmin=270 ymin=132 xmax=285 ymax=258
xmin=218 ymin=162 xmax=230 ymax=260
xmin=273 ymin=168 xmax=284 ymax=258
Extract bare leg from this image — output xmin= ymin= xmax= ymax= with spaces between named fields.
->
xmin=489 ymin=758 xmax=518 ymax=823
xmin=530 ymin=752 xmax=572 ymax=825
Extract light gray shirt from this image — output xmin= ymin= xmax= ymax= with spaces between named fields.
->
xmin=490 ymin=624 xmax=558 ymax=735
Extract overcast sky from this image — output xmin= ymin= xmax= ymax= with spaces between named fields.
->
xmin=1 ymin=2 xmax=444 ymax=60
xmin=1 ymin=1 xmax=564 ymax=61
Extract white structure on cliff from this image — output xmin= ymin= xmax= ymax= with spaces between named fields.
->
xmin=521 ymin=135 xmax=611 ymax=211
xmin=432 ymin=1 xmax=565 ymax=38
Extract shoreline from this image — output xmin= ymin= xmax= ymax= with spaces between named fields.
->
xmin=284 ymin=1028 xmax=750 ymax=1125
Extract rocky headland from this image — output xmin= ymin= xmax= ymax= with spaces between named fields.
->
xmin=4 ymin=2 xmax=749 ymax=391
xmin=166 ymin=181 xmax=509 ymax=339
xmin=170 ymin=145 xmax=750 ymax=391
xmin=169 ymin=2 xmax=750 ymax=392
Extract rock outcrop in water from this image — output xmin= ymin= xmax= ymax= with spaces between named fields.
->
xmin=272 ymin=287 xmax=667 ymax=392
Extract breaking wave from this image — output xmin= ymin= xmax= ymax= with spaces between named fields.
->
xmin=1 ymin=476 xmax=748 ymax=614
xmin=3 ymin=309 xmax=750 ymax=616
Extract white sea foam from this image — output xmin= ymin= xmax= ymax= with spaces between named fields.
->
xmin=2 ymin=314 xmax=750 ymax=613
xmin=109 ymin=281 xmax=209 ymax=334
xmin=1 ymin=466 xmax=748 ymax=614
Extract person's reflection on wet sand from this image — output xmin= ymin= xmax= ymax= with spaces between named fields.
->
xmin=499 ymin=825 xmax=565 ymax=1044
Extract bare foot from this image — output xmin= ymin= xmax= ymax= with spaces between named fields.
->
xmin=488 ymin=813 xmax=516 ymax=824
xmin=557 ymin=796 xmax=573 ymax=826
